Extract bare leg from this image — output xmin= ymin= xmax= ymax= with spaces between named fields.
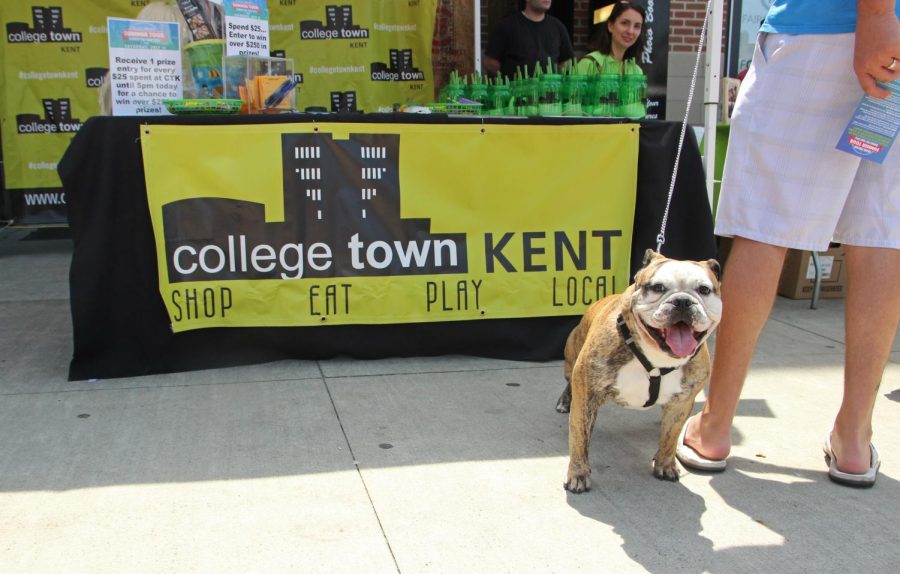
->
xmin=683 ymin=237 xmax=787 ymax=460
xmin=830 ymin=245 xmax=900 ymax=474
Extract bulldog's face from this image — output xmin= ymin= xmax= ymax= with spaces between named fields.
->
xmin=628 ymin=251 xmax=722 ymax=359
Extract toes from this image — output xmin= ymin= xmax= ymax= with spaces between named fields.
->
xmin=564 ymin=474 xmax=591 ymax=493
xmin=653 ymin=460 xmax=681 ymax=482
xmin=555 ymin=393 xmax=571 ymax=413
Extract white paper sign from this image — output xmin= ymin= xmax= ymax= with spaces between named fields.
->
xmin=805 ymin=256 xmax=835 ymax=280
xmin=107 ymin=17 xmax=182 ymax=115
xmin=224 ymin=0 xmax=269 ymax=57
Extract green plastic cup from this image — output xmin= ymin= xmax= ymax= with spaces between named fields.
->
xmin=185 ymin=39 xmax=224 ymax=97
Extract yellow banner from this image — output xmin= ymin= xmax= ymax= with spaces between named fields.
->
xmin=1 ymin=1 xmax=436 ymax=193
xmin=270 ymin=1 xmax=437 ymax=113
xmin=1 ymin=0 xmax=137 ymax=191
xmin=141 ymin=122 xmax=639 ymax=331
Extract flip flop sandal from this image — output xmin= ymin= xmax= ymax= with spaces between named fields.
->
xmin=824 ymin=433 xmax=880 ymax=488
xmin=676 ymin=415 xmax=727 ymax=472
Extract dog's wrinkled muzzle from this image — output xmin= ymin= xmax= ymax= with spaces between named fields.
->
xmin=646 ymin=297 xmax=710 ymax=358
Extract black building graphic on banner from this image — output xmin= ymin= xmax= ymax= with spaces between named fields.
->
xmin=6 ymin=6 xmax=82 ymax=43
xmin=371 ymin=49 xmax=425 ymax=82
xmin=330 ymin=91 xmax=358 ymax=112
xmin=162 ymin=132 xmax=467 ymax=281
xmin=16 ymin=98 xmax=82 ymax=134
xmin=327 ymin=5 xmax=352 ymax=28
xmin=300 ymin=4 xmax=370 ymax=40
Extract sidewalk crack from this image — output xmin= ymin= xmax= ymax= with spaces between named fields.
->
xmin=318 ymin=362 xmax=401 ymax=573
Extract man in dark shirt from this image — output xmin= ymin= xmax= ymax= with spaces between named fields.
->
xmin=484 ymin=0 xmax=574 ymax=79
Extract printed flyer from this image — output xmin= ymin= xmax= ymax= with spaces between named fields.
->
xmin=836 ymin=79 xmax=900 ymax=163
xmin=223 ymin=0 xmax=268 ymax=57
xmin=107 ymin=17 xmax=182 ymax=115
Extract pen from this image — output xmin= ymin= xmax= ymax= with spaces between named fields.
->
xmin=264 ymin=77 xmax=298 ymax=109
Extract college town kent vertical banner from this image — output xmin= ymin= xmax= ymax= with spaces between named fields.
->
xmin=140 ymin=122 xmax=639 ymax=330
xmin=1 ymin=0 xmax=136 ymax=224
xmin=268 ymin=1 xmax=437 ymax=114
xmin=1 ymin=1 xmax=439 ymax=224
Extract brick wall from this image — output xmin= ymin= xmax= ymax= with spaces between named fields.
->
xmin=669 ymin=0 xmax=730 ymax=53
xmin=571 ymin=0 xmax=591 ymax=50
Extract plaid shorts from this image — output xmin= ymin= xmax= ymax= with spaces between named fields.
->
xmin=715 ymin=32 xmax=900 ymax=250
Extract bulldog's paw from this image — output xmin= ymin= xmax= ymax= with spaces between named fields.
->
xmin=556 ymin=385 xmax=572 ymax=413
xmin=652 ymin=457 xmax=681 ymax=482
xmin=564 ymin=462 xmax=591 ymax=493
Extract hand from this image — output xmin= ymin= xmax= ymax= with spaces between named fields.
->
xmin=854 ymin=9 xmax=900 ymax=98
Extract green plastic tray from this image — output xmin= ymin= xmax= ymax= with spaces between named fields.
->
xmin=425 ymin=102 xmax=483 ymax=115
xmin=163 ymin=98 xmax=242 ymax=115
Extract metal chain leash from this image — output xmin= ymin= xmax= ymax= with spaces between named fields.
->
xmin=656 ymin=0 xmax=714 ymax=253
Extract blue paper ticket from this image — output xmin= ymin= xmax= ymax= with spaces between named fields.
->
xmin=836 ymin=79 xmax=900 ymax=163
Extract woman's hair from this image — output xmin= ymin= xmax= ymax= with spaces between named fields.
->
xmin=590 ymin=1 xmax=647 ymax=61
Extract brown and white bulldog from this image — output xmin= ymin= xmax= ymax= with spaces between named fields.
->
xmin=556 ymin=250 xmax=722 ymax=493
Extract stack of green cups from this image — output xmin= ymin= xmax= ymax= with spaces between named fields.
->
xmin=618 ymin=73 xmax=647 ymax=118
xmin=467 ymin=74 xmax=489 ymax=111
xmin=510 ymin=75 xmax=523 ymax=115
xmin=441 ymin=70 xmax=465 ymax=103
xmin=488 ymin=77 xmax=512 ymax=116
xmin=593 ymin=73 xmax=620 ymax=117
xmin=538 ymin=72 xmax=563 ymax=116
xmin=562 ymin=72 xmax=588 ymax=116
xmin=524 ymin=74 xmax=540 ymax=116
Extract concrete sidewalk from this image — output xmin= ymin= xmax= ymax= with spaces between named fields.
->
xmin=1 ymin=226 xmax=899 ymax=573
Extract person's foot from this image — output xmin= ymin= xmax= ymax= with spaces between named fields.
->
xmin=676 ymin=413 xmax=729 ymax=472
xmin=828 ymin=429 xmax=875 ymax=476
xmin=824 ymin=432 xmax=879 ymax=487
xmin=684 ymin=412 xmax=731 ymax=461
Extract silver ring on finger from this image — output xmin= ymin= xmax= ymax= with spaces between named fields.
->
xmin=888 ymin=57 xmax=898 ymax=71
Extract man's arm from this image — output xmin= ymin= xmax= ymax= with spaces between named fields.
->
xmin=855 ymin=0 xmax=900 ymax=97
xmin=483 ymin=55 xmax=501 ymax=75
xmin=483 ymin=18 xmax=509 ymax=76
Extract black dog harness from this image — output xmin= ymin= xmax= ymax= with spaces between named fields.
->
xmin=616 ymin=314 xmax=677 ymax=408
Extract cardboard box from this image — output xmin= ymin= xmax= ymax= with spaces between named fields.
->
xmin=777 ymin=245 xmax=847 ymax=299
xmin=719 ymin=77 xmax=741 ymax=124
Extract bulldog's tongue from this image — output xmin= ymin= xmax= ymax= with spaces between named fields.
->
xmin=665 ymin=323 xmax=698 ymax=357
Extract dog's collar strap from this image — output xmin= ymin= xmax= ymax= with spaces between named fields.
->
xmin=616 ymin=314 xmax=675 ymax=407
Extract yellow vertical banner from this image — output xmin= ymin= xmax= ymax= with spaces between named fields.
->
xmin=1 ymin=0 xmax=150 ymax=221
xmin=1 ymin=0 xmax=151 ymax=188
xmin=141 ymin=122 xmax=640 ymax=332
xmin=269 ymin=1 xmax=437 ymax=112
xmin=2 ymin=0 xmax=439 ymax=222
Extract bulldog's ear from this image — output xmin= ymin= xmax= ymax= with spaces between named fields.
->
xmin=707 ymin=258 xmax=722 ymax=281
xmin=642 ymin=249 xmax=660 ymax=267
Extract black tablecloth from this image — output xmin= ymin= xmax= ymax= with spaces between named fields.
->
xmin=60 ymin=114 xmax=716 ymax=380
